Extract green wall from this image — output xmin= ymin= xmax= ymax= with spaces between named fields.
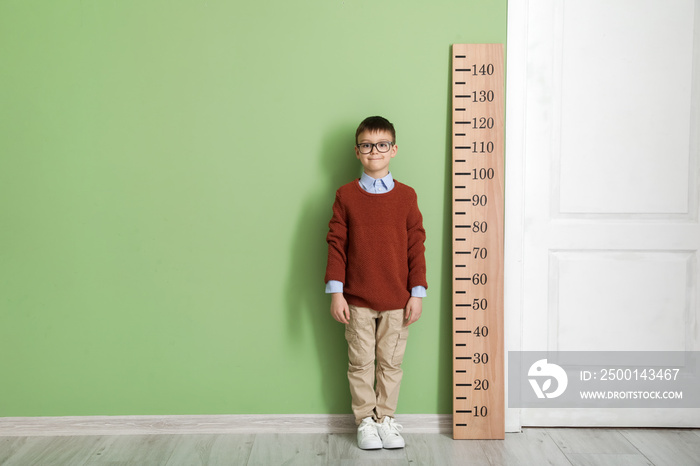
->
xmin=0 ymin=0 xmax=507 ymax=417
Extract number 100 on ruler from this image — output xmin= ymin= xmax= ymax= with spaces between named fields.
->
xmin=451 ymin=43 xmax=505 ymax=440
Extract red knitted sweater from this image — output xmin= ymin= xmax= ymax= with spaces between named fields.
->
xmin=325 ymin=179 xmax=428 ymax=311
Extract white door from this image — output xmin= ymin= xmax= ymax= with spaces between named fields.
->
xmin=505 ymin=0 xmax=700 ymax=427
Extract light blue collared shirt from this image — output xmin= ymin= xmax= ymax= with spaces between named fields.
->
xmin=325 ymin=171 xmax=427 ymax=298
xmin=359 ymin=171 xmax=394 ymax=194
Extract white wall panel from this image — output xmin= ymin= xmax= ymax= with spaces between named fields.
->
xmin=557 ymin=0 xmax=696 ymax=216
xmin=550 ymin=251 xmax=694 ymax=352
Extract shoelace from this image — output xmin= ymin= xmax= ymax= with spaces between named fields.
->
xmin=358 ymin=419 xmax=380 ymax=436
xmin=381 ymin=418 xmax=403 ymax=436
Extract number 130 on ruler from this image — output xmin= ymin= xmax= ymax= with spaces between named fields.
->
xmin=451 ymin=44 xmax=505 ymax=440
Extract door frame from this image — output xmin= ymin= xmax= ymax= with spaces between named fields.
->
xmin=504 ymin=0 xmax=528 ymax=432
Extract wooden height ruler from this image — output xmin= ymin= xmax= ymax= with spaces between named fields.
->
xmin=451 ymin=43 xmax=505 ymax=440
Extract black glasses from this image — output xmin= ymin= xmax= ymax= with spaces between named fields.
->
xmin=356 ymin=141 xmax=394 ymax=154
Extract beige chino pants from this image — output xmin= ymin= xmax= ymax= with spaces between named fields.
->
xmin=345 ymin=304 xmax=409 ymax=425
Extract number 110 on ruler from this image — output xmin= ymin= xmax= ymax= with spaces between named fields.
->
xmin=451 ymin=44 xmax=505 ymax=440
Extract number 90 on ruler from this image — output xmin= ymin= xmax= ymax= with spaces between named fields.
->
xmin=451 ymin=44 xmax=505 ymax=440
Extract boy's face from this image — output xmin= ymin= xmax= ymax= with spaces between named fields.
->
xmin=355 ymin=129 xmax=397 ymax=179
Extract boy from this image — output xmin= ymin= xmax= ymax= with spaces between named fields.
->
xmin=325 ymin=116 xmax=427 ymax=450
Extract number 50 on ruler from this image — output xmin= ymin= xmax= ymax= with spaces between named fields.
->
xmin=451 ymin=44 xmax=505 ymax=440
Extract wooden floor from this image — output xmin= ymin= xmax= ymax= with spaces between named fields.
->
xmin=1 ymin=428 xmax=699 ymax=465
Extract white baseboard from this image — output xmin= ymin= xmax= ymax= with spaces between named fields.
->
xmin=0 ymin=414 xmax=453 ymax=437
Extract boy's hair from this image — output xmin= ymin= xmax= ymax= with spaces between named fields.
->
xmin=355 ymin=116 xmax=396 ymax=143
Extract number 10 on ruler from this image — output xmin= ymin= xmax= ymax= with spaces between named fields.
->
xmin=452 ymin=44 xmax=505 ymax=440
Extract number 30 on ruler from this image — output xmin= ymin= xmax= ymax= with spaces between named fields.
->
xmin=451 ymin=43 xmax=505 ymax=440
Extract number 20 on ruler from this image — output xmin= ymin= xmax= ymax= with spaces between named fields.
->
xmin=452 ymin=44 xmax=505 ymax=440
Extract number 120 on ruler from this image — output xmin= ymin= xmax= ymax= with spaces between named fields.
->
xmin=452 ymin=43 xmax=504 ymax=440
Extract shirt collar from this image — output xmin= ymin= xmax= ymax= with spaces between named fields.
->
xmin=359 ymin=172 xmax=394 ymax=193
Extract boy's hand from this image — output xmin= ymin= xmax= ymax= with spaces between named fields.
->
xmin=330 ymin=293 xmax=350 ymax=324
xmin=404 ymin=296 xmax=423 ymax=326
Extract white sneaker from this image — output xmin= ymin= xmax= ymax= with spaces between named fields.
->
xmin=357 ymin=417 xmax=382 ymax=450
xmin=376 ymin=416 xmax=405 ymax=449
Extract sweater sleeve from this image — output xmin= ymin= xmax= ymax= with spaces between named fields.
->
xmin=406 ymin=192 xmax=428 ymax=290
xmin=325 ymin=190 xmax=348 ymax=284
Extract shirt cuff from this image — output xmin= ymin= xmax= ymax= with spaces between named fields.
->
xmin=325 ymin=280 xmax=344 ymax=294
xmin=411 ymin=286 xmax=427 ymax=298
